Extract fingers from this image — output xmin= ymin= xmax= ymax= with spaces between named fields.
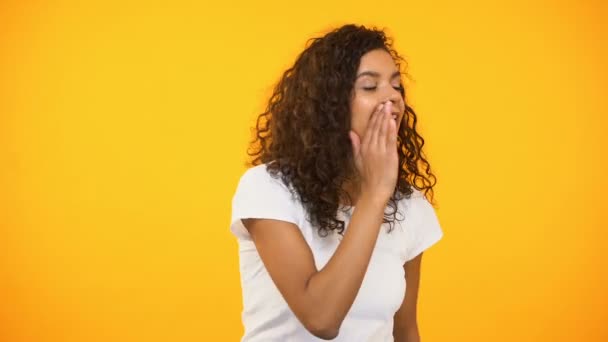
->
xmin=362 ymin=101 xmax=398 ymax=154
xmin=384 ymin=102 xmax=397 ymax=148
xmin=355 ymin=101 xmax=399 ymax=200
xmin=377 ymin=102 xmax=391 ymax=150
xmin=363 ymin=103 xmax=384 ymax=150
xmin=387 ymin=113 xmax=397 ymax=147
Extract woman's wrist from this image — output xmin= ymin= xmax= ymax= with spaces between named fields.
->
xmin=355 ymin=193 xmax=388 ymax=213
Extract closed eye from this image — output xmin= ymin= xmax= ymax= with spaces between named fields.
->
xmin=362 ymin=85 xmax=404 ymax=92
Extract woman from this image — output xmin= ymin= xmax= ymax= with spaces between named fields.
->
xmin=230 ymin=24 xmax=443 ymax=341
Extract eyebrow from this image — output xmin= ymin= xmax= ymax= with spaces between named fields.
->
xmin=356 ymin=70 xmax=402 ymax=80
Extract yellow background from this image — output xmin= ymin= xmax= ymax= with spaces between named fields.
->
xmin=1 ymin=0 xmax=606 ymax=341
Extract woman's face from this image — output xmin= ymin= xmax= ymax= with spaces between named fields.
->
xmin=350 ymin=48 xmax=405 ymax=139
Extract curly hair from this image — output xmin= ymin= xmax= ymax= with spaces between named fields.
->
xmin=247 ymin=24 xmax=437 ymax=236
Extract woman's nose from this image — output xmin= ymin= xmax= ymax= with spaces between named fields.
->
xmin=383 ymin=89 xmax=402 ymax=108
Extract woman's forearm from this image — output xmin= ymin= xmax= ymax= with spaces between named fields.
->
xmin=303 ymin=194 xmax=387 ymax=333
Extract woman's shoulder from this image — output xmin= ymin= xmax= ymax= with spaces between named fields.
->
xmin=239 ymin=163 xmax=278 ymax=184
xmin=238 ymin=163 xmax=270 ymax=181
xmin=236 ymin=162 xmax=295 ymax=197
xmin=396 ymin=188 xmax=428 ymax=205
xmin=394 ymin=188 xmax=435 ymax=218
xmin=231 ymin=163 xmax=304 ymax=239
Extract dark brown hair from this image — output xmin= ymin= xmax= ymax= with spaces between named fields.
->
xmin=248 ymin=24 xmax=436 ymax=236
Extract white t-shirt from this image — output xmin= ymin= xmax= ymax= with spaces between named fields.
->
xmin=230 ymin=164 xmax=443 ymax=342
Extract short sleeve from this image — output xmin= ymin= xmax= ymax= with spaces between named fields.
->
xmin=230 ymin=165 xmax=302 ymax=240
xmin=403 ymin=191 xmax=444 ymax=262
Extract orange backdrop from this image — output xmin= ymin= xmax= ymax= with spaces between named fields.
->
xmin=1 ymin=0 xmax=606 ymax=341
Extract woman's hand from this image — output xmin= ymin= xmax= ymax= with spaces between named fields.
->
xmin=349 ymin=101 xmax=399 ymax=205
